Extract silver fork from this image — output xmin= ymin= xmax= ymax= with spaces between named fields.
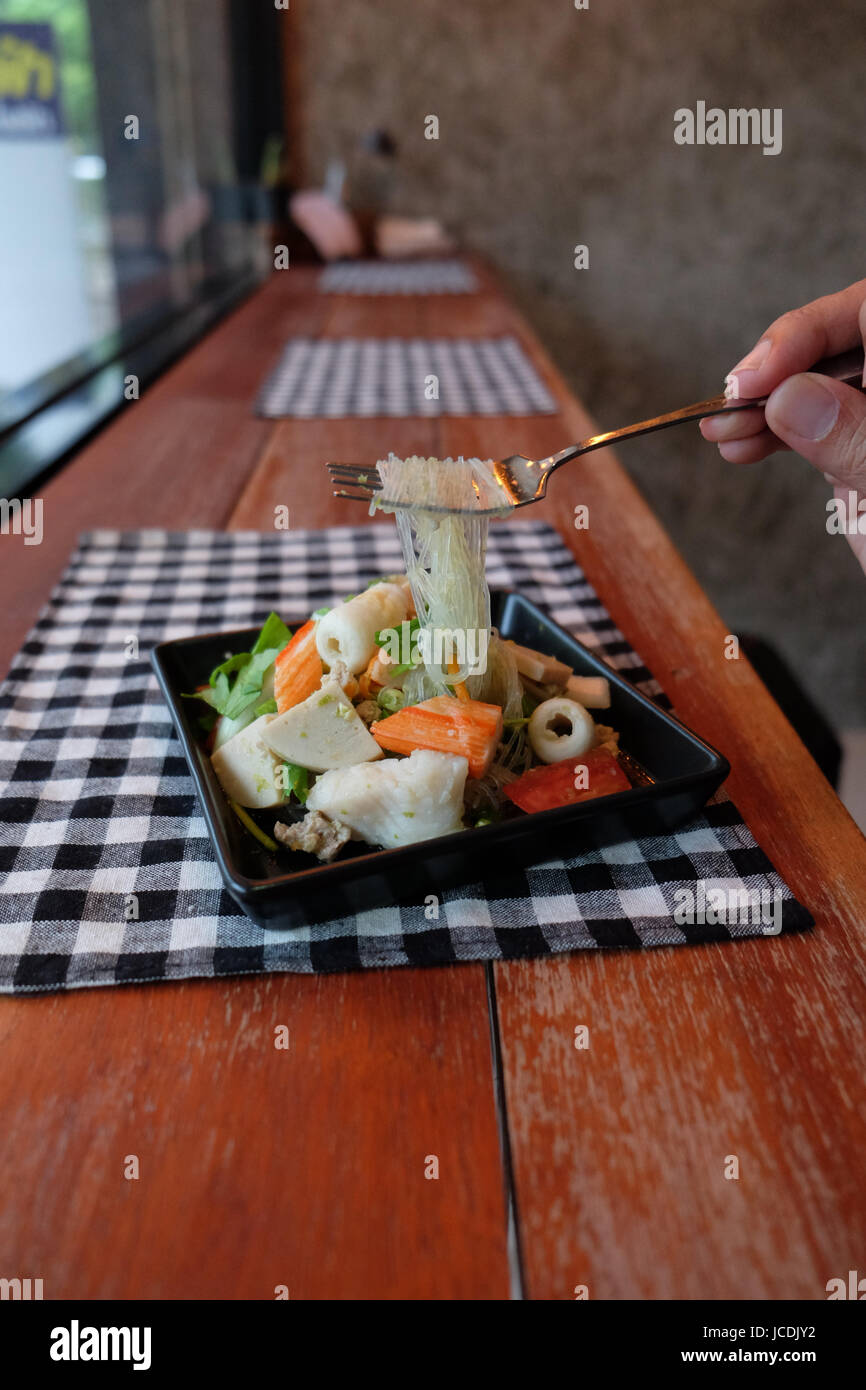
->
xmin=327 ymin=346 xmax=865 ymax=514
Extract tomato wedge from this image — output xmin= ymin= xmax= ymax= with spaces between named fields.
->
xmin=504 ymin=747 xmax=631 ymax=814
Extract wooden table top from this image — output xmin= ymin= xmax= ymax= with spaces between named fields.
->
xmin=1 ymin=259 xmax=864 ymax=1301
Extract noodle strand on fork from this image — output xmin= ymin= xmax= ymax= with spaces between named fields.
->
xmin=375 ymin=456 xmax=524 ymax=746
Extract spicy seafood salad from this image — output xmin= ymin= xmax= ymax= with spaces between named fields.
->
xmin=185 ymin=456 xmax=634 ymax=863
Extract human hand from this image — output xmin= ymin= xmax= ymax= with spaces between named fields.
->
xmin=700 ymin=279 xmax=866 ymax=572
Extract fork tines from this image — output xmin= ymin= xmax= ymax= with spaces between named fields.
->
xmin=326 ymin=461 xmax=382 ymax=503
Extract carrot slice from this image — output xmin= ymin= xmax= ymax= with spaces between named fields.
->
xmin=274 ymin=619 xmax=324 ymax=713
xmin=371 ymin=695 xmax=503 ymax=778
xmin=446 ymin=658 xmax=471 ymax=703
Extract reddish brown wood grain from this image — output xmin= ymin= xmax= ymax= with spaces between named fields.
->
xmin=0 ymin=273 xmax=324 ymax=676
xmin=494 ymin=927 xmax=866 ymax=1300
xmin=0 ymin=970 xmax=506 ymax=1299
xmin=231 ymin=267 xmax=866 ymax=1295
xmin=0 ymin=270 xmax=510 ymax=1300
xmin=0 ymin=260 xmax=864 ymax=1300
xmin=436 ymin=262 xmax=866 ymax=1299
xmin=229 ymin=417 xmax=442 ymax=534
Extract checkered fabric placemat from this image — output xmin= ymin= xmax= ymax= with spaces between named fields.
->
xmin=256 ymin=336 xmax=558 ymax=418
xmin=0 ymin=523 xmax=812 ymax=994
xmin=319 ymin=259 xmax=478 ymax=295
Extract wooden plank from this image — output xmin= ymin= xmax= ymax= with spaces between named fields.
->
xmin=0 ymin=397 xmax=269 ymax=678
xmin=220 ymin=300 xmax=512 ymax=1300
xmin=229 ymin=417 xmax=439 ymax=533
xmin=3 ymin=255 xmax=865 ymax=1301
xmin=0 ymin=271 xmax=511 ymax=1300
xmin=0 ymin=275 xmax=325 ymax=675
xmin=0 ymin=970 xmax=507 ymax=1299
xmin=226 ymin=259 xmax=866 ymax=1297
xmin=494 ymin=930 xmax=866 ymax=1300
xmin=437 ymin=277 xmax=866 ymax=1299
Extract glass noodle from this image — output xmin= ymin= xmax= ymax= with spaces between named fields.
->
xmin=375 ymin=456 xmax=526 ymax=803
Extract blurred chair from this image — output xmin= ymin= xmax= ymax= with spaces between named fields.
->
xmin=739 ymin=635 xmax=841 ymax=787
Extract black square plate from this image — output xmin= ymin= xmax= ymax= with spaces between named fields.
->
xmin=151 ymin=591 xmax=729 ymax=929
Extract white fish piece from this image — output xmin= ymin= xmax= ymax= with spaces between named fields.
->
xmin=315 ymin=582 xmax=407 ymax=674
xmin=211 ymin=714 xmax=284 ymax=808
xmin=261 ymin=679 xmax=382 ymax=771
xmin=307 ymin=748 xmax=468 ymax=848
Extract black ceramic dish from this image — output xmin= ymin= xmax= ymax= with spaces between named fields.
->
xmin=151 ymin=591 xmax=730 ymax=929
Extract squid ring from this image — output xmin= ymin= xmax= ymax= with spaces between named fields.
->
xmin=528 ymin=697 xmax=595 ymax=764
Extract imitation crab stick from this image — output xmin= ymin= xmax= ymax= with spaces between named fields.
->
xmin=274 ymin=619 xmax=324 ymax=714
xmin=371 ymin=695 xmax=503 ymax=778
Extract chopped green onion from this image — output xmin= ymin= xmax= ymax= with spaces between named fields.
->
xmin=374 ymin=617 xmax=422 ymax=675
xmin=229 ymin=800 xmax=278 ymax=852
xmin=374 ymin=616 xmax=420 ymax=647
xmin=376 ymin=687 xmax=406 ymax=714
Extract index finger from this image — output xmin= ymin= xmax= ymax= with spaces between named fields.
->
xmin=726 ymin=278 xmax=866 ymax=400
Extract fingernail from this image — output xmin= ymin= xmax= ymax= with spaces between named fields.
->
xmin=729 ymin=338 xmax=772 ymax=376
xmin=770 ymin=374 xmax=840 ymax=441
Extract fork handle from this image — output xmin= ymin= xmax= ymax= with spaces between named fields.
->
xmin=709 ymin=345 xmax=865 ymax=412
xmin=547 ymin=345 xmax=866 ymax=468
xmin=682 ymin=345 xmax=866 ymax=425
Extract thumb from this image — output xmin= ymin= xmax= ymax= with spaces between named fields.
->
xmin=764 ymin=373 xmax=866 ymax=487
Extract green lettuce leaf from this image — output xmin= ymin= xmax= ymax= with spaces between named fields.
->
xmin=284 ymin=761 xmax=309 ymax=804
xmin=252 ymin=612 xmax=292 ymax=656
xmin=221 ymin=648 xmax=280 ymax=720
xmin=183 ymin=612 xmax=291 ymax=720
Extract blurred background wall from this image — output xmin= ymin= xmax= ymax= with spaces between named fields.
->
xmin=289 ymin=0 xmax=865 ymax=729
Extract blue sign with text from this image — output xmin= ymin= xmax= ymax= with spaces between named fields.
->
xmin=0 ymin=23 xmax=64 ymax=138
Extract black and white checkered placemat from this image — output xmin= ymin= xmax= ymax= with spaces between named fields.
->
xmin=319 ymin=259 xmax=478 ymax=295
xmin=256 ymin=336 xmax=558 ymax=418
xmin=0 ymin=523 xmax=811 ymax=993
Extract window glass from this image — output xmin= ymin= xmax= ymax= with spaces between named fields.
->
xmin=0 ymin=0 xmax=261 ymax=404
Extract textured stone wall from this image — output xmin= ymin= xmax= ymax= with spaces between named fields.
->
xmin=292 ymin=0 xmax=865 ymax=724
